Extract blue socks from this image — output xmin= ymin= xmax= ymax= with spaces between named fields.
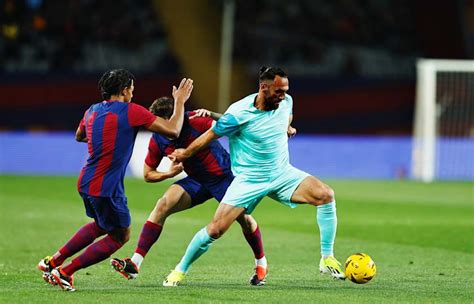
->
xmin=317 ymin=201 xmax=337 ymax=257
xmin=176 ymin=227 xmax=216 ymax=273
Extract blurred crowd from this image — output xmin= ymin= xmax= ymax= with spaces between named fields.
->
xmin=0 ymin=0 xmax=179 ymax=73
xmin=233 ymin=0 xmax=418 ymax=77
xmin=1 ymin=0 xmax=419 ymax=76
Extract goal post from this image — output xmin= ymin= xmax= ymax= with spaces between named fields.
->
xmin=412 ymin=59 xmax=474 ymax=182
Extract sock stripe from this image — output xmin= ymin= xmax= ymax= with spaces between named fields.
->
xmin=135 ymin=221 xmax=163 ymax=257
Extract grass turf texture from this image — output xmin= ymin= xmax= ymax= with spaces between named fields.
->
xmin=0 ymin=175 xmax=473 ymax=303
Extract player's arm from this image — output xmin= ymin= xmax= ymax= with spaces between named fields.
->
xmin=146 ymin=78 xmax=194 ymax=139
xmin=172 ymin=111 xmax=239 ymax=162
xmin=190 ymin=109 xmax=223 ymax=121
xmin=171 ymin=129 xmax=220 ymax=162
xmin=288 ymin=114 xmax=296 ymax=138
xmin=209 ymin=111 xmax=222 ymax=121
xmin=75 ymin=118 xmax=87 ymax=143
xmin=143 ymin=137 xmax=184 ymax=182
xmin=143 ymin=162 xmax=184 ymax=183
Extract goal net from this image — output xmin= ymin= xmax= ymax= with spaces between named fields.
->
xmin=412 ymin=59 xmax=474 ymax=182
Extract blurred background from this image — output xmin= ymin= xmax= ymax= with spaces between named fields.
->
xmin=0 ymin=0 xmax=473 ymax=180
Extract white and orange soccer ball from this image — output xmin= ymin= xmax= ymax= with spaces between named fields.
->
xmin=344 ymin=253 xmax=376 ymax=284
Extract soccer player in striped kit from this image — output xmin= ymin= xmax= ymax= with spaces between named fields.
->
xmin=37 ymin=69 xmax=193 ymax=291
xmin=110 ymin=97 xmax=267 ymax=285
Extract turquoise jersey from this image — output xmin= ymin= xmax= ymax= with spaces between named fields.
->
xmin=213 ymin=93 xmax=293 ymax=179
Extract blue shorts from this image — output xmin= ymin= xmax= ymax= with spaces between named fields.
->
xmin=221 ymin=165 xmax=310 ymax=214
xmin=174 ymin=173 xmax=234 ymax=207
xmin=79 ymin=192 xmax=131 ymax=232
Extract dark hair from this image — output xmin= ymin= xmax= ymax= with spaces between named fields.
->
xmin=149 ymin=96 xmax=174 ymax=119
xmin=258 ymin=66 xmax=287 ymax=82
xmin=98 ymin=69 xmax=135 ymax=100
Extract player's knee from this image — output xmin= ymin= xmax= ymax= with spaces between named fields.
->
xmin=237 ymin=215 xmax=255 ymax=233
xmin=207 ymin=222 xmax=225 ymax=239
xmin=109 ymin=227 xmax=130 ymax=245
xmin=147 ymin=197 xmax=172 ymax=225
xmin=312 ymin=185 xmax=334 ymax=205
xmin=321 ymin=186 xmax=335 ymax=204
xmin=155 ymin=196 xmax=171 ymax=214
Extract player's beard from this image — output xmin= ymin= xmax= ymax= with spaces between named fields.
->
xmin=263 ymin=95 xmax=281 ymax=110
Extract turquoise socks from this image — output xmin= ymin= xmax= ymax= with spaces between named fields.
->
xmin=176 ymin=227 xmax=216 ymax=273
xmin=317 ymin=201 xmax=337 ymax=257
xmin=174 ymin=202 xmax=336 ymax=272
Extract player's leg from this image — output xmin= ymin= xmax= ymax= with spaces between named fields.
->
xmin=111 ymin=184 xmax=194 ymax=279
xmin=163 ymin=203 xmax=245 ymax=286
xmin=202 ymin=173 xmax=268 ymax=285
xmin=38 ymin=222 xmax=106 ymax=282
xmin=50 ymin=196 xmax=131 ymax=291
xmin=60 ymin=226 xmax=129 ymax=275
xmin=38 ymin=194 xmax=107 ymax=284
xmin=236 ymin=214 xmax=265 ymax=261
xmin=290 ymin=175 xmax=344 ymax=279
xmin=163 ymin=175 xmax=267 ymax=286
xmin=133 ymin=185 xmax=193 ymax=265
xmin=291 ymin=176 xmax=337 ymax=259
xmin=178 ymin=202 xmax=245 ymax=270
xmin=236 ymin=214 xmax=268 ymax=286
xmin=290 ymin=175 xmax=334 ymax=206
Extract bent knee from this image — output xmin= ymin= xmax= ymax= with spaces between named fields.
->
xmin=207 ymin=222 xmax=226 ymax=239
xmin=237 ymin=215 xmax=256 ymax=233
xmin=155 ymin=196 xmax=171 ymax=213
xmin=314 ymin=185 xmax=334 ymax=205
xmin=323 ymin=186 xmax=335 ymax=203
xmin=109 ymin=228 xmax=130 ymax=244
xmin=153 ymin=195 xmax=178 ymax=219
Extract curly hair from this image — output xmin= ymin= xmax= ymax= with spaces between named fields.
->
xmin=98 ymin=69 xmax=135 ymax=100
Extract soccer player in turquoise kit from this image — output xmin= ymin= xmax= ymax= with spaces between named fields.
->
xmin=37 ymin=69 xmax=193 ymax=291
xmin=164 ymin=67 xmax=344 ymax=286
xmin=110 ymin=97 xmax=268 ymax=285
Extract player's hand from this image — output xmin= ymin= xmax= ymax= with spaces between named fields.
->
xmin=287 ymin=125 xmax=297 ymax=138
xmin=172 ymin=78 xmax=194 ymax=104
xmin=189 ymin=109 xmax=211 ymax=119
xmin=168 ymin=161 xmax=184 ymax=177
xmin=169 ymin=148 xmax=190 ymax=163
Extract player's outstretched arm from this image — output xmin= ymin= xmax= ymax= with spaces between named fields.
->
xmin=189 ymin=109 xmax=223 ymax=121
xmin=171 ymin=129 xmax=220 ymax=162
xmin=147 ymin=78 xmax=194 ymax=138
xmin=143 ymin=162 xmax=184 ymax=183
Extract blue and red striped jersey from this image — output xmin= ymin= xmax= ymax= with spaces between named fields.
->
xmin=77 ymin=101 xmax=156 ymax=197
xmin=145 ymin=112 xmax=231 ymax=183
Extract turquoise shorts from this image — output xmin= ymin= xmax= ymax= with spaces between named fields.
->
xmin=221 ymin=165 xmax=310 ymax=214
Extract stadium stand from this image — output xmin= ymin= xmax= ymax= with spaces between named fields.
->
xmin=0 ymin=0 xmax=470 ymax=134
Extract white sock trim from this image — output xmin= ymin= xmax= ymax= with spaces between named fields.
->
xmin=256 ymin=256 xmax=267 ymax=268
xmin=131 ymin=253 xmax=144 ymax=269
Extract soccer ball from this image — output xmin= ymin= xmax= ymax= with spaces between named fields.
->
xmin=344 ymin=253 xmax=376 ymax=284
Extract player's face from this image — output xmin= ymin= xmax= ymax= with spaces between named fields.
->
xmin=262 ymin=76 xmax=289 ymax=110
xmin=123 ymin=80 xmax=135 ymax=103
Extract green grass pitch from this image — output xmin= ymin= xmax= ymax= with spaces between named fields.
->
xmin=0 ymin=175 xmax=473 ymax=303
